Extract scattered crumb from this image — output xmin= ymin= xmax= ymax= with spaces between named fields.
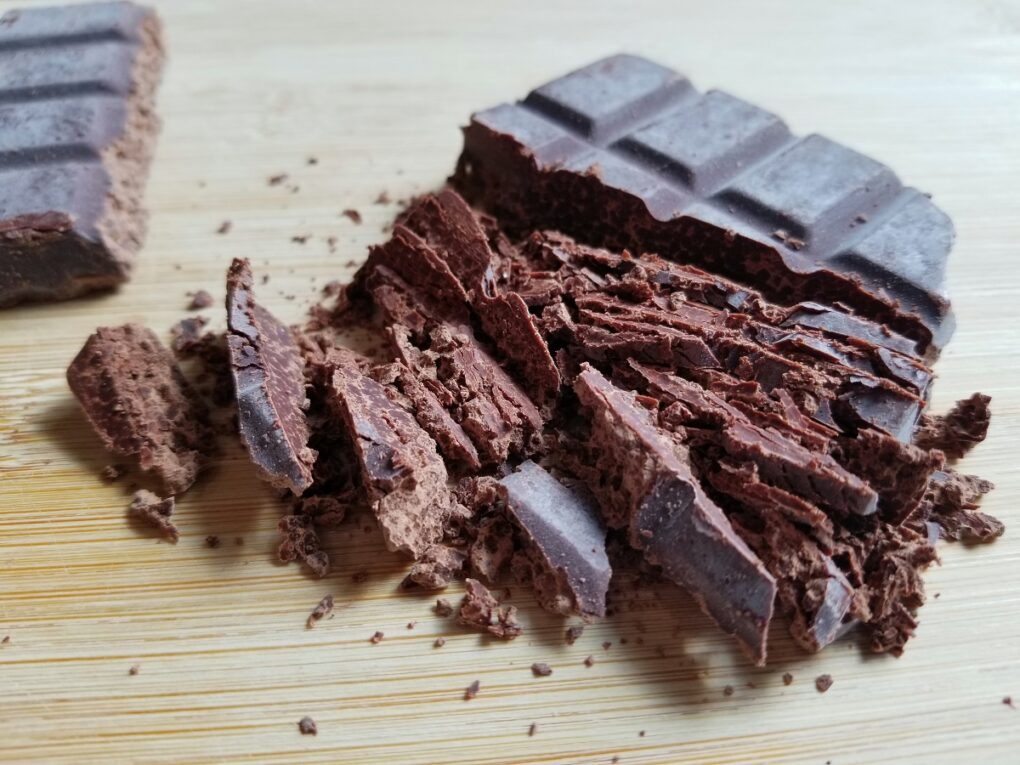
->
xmin=322 ymin=280 xmax=343 ymax=297
xmin=370 ymin=631 xmax=384 ymax=644
xmin=1004 ymin=696 xmax=1015 ymax=709
xmin=782 ymin=672 xmax=794 ymax=686
xmin=746 ymin=681 xmax=757 ymax=689
xmin=343 ymin=259 xmax=358 ymax=268
xmin=234 ymin=537 xmax=244 ymax=546
xmin=352 ymin=570 xmax=368 ymax=584
xmin=307 ymin=595 xmax=335 ymax=629
xmin=216 ymin=220 xmax=232 ymax=235
xmin=307 ymin=156 xmax=318 ymax=166
xmin=268 ymin=173 xmax=288 ymax=186
xmin=602 ymin=641 xmax=612 ymax=650
xmin=101 ymin=464 xmax=126 ymax=482
xmin=341 ymin=209 xmax=362 ymax=224
xmin=457 ymin=579 xmax=522 ymax=639
xmin=205 ymin=535 xmax=220 ymax=549
xmin=620 ymin=637 xmax=628 ymax=645
xmin=187 ymin=289 xmax=214 ymax=310
xmin=326 ymin=236 xmax=338 ymax=254
xmin=583 ymin=655 xmax=595 ymax=668
xmin=375 ymin=191 xmax=391 ymax=205
xmin=855 ymin=213 xmax=869 ymax=223
xmin=434 ymin=637 xmax=446 ymax=648
xmin=261 ymin=274 xmax=270 ymax=285
xmin=128 ymin=490 xmax=178 ymax=542
xmin=531 ymin=663 xmax=553 ymax=677
xmin=815 ymin=674 xmax=834 ymax=693
xmin=434 ymin=598 xmax=453 ymax=617
xmin=464 ymin=680 xmax=480 ymax=701
xmin=565 ymin=625 xmax=584 ymax=645
xmin=612 ymin=757 xmax=619 ymax=764
xmin=639 ymin=731 xmax=645 ymax=737
xmin=128 ymin=664 xmax=140 ymax=676
xmin=406 ymin=621 xmax=417 ymax=630
xmin=1 ymin=636 xmax=9 ymax=646
xmin=298 ymin=716 xmax=317 ymax=735
xmin=723 ymin=685 xmax=734 ymax=697
xmin=528 ymin=723 xmax=537 ymax=737
xmin=291 ymin=235 xmax=310 ymax=244
xmin=934 ymin=592 xmax=941 ymax=599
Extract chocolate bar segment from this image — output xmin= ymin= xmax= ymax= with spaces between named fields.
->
xmin=455 ymin=54 xmax=954 ymax=356
xmin=0 ymin=2 xmax=164 ymax=306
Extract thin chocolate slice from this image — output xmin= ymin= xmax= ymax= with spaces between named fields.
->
xmin=499 ymin=460 xmax=611 ymax=619
xmin=328 ymin=363 xmax=463 ymax=559
xmin=226 ymin=258 xmax=316 ymax=495
xmin=455 ymin=54 xmax=954 ymax=356
xmin=573 ymin=364 xmax=776 ymax=664
xmin=67 ymin=323 xmax=212 ymax=495
xmin=0 ymin=1 xmax=165 ymax=306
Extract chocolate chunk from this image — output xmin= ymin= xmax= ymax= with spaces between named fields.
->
xmin=455 ymin=55 xmax=955 ymax=356
xmin=0 ymin=2 xmax=165 ymax=306
xmin=573 ymin=364 xmax=776 ymax=664
xmin=306 ymin=594 xmax=334 ymax=628
xmin=499 ymin=461 xmax=612 ymax=618
xmin=328 ymin=364 xmax=461 ymax=558
xmin=128 ymin=489 xmax=177 ymax=542
xmin=458 ymin=578 xmax=522 ymax=639
xmin=565 ymin=625 xmax=584 ymax=644
xmin=914 ymin=393 xmax=991 ymax=460
xmin=923 ymin=470 xmax=1001 ymax=543
xmin=815 ymin=674 xmax=834 ymax=693
xmin=226 ymin=258 xmax=316 ymax=494
xmin=68 ymin=324 xmax=212 ymax=495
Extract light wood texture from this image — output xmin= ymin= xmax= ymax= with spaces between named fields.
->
xmin=2 ymin=1 xmax=1018 ymax=762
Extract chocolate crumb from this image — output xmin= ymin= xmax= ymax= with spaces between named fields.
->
xmin=434 ymin=637 xmax=446 ymax=648
xmin=370 ymin=631 xmax=384 ymax=644
xmin=352 ymin=570 xmax=368 ymax=584
xmin=407 ymin=621 xmax=417 ymax=630
xmin=528 ymin=723 xmax=537 ymax=737
xmin=602 ymin=641 xmax=612 ymax=651
xmin=782 ymin=672 xmax=794 ymax=686
xmin=565 ymin=625 xmax=584 ymax=645
xmin=612 ymin=757 xmax=619 ymax=764
xmin=375 ymin=191 xmax=391 ymax=205
xmin=723 ymin=685 xmax=734 ymax=697
xmin=815 ymin=674 xmax=834 ymax=693
xmin=639 ymin=731 xmax=645 ymax=737
xmin=1 ymin=636 xmax=9 ymax=646
xmin=855 ymin=213 xmax=869 ymax=223
xmin=307 ymin=157 xmax=318 ymax=166
xmin=128 ymin=664 xmax=140 ymax=676
xmin=583 ymin=655 xmax=595 ymax=667
xmin=531 ymin=662 xmax=553 ymax=677
xmin=234 ymin=537 xmax=244 ymax=546
xmin=326 ymin=236 xmax=338 ymax=253
xmin=1004 ymin=696 xmax=1015 ymax=709
xmin=216 ymin=220 xmax=232 ymax=235
xmin=268 ymin=173 xmax=288 ymax=186
xmin=307 ymin=595 xmax=334 ymax=629
xmin=205 ymin=535 xmax=220 ymax=548
xmin=341 ymin=209 xmax=362 ymax=224
xmin=620 ymin=637 xmax=628 ymax=645
xmin=464 ymin=680 xmax=480 ymax=701
xmin=434 ymin=598 xmax=454 ymax=617
xmin=291 ymin=235 xmax=310 ymax=244
xmin=298 ymin=716 xmax=317 ymax=735
xmin=128 ymin=490 xmax=178 ymax=542
xmin=101 ymin=464 xmax=126 ymax=482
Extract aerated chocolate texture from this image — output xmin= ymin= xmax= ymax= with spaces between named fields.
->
xmin=0 ymin=1 xmax=164 ymax=307
xmin=454 ymin=54 xmax=955 ymax=357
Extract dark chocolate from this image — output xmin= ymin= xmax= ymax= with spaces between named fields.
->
xmin=454 ymin=54 xmax=955 ymax=356
xmin=0 ymin=1 xmax=165 ymax=306
xmin=226 ymin=258 xmax=316 ymax=495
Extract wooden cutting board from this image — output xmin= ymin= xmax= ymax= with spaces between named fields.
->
xmin=1 ymin=1 xmax=1018 ymax=762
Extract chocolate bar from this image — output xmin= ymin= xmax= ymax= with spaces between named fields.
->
xmin=0 ymin=2 xmax=165 ymax=306
xmin=454 ymin=55 xmax=954 ymax=357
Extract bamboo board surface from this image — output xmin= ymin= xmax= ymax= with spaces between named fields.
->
xmin=1 ymin=1 xmax=1019 ymax=763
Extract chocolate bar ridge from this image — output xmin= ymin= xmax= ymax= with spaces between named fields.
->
xmin=0 ymin=1 xmax=164 ymax=306
xmin=455 ymin=54 xmax=955 ymax=356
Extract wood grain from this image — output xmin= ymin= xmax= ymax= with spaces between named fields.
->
xmin=1 ymin=1 xmax=1018 ymax=763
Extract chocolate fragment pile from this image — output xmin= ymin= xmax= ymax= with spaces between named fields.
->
xmin=0 ymin=1 xmax=165 ymax=306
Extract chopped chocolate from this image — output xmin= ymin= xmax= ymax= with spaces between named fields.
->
xmin=370 ymin=631 xmax=384 ymax=643
xmin=499 ymin=461 xmax=612 ymax=618
xmin=341 ymin=209 xmax=362 ymax=224
xmin=277 ymin=514 xmax=330 ymax=577
xmin=306 ymin=594 xmax=334 ymax=628
xmin=531 ymin=662 xmax=553 ymax=677
xmin=0 ymin=2 xmax=165 ymax=307
xmin=434 ymin=598 xmax=454 ymax=617
xmin=914 ymin=393 xmax=992 ymax=459
xmin=68 ymin=325 xmax=212 ymax=495
xmin=815 ymin=674 xmax=834 ymax=693
xmin=458 ymin=578 xmax=522 ymax=639
xmin=187 ymin=289 xmax=214 ymax=310
xmin=297 ymin=716 xmax=317 ymax=735
xmin=226 ymin=258 xmax=316 ymax=494
xmin=464 ymin=680 xmax=480 ymax=700
xmin=128 ymin=489 xmax=178 ymax=542
xmin=565 ymin=625 xmax=584 ymax=645
xmin=922 ymin=470 xmax=1001 ymax=543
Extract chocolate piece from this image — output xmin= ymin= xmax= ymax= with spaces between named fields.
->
xmin=458 ymin=578 xmax=523 ymax=639
xmin=187 ymin=289 xmax=213 ymax=310
xmin=434 ymin=598 xmax=454 ymax=617
xmin=815 ymin=674 xmax=834 ymax=693
xmin=226 ymin=258 xmax=316 ymax=495
xmin=328 ymin=364 xmax=462 ymax=558
xmin=923 ymin=470 xmax=1001 ymax=543
xmin=297 ymin=717 xmax=317 ymax=735
xmin=170 ymin=316 xmax=208 ymax=355
xmin=499 ymin=461 xmax=611 ymax=619
xmin=531 ymin=662 xmax=553 ymax=677
xmin=402 ymin=544 xmax=466 ymax=590
xmin=456 ymin=54 xmax=955 ymax=356
xmin=464 ymin=680 xmax=480 ymax=700
xmin=306 ymin=594 xmax=334 ymax=628
xmin=277 ymin=514 xmax=329 ymax=578
xmin=914 ymin=393 xmax=991 ymax=459
xmin=128 ymin=489 xmax=177 ymax=541
xmin=68 ymin=324 xmax=212 ymax=495
xmin=0 ymin=2 xmax=165 ymax=306
xmin=573 ymin=364 xmax=776 ymax=664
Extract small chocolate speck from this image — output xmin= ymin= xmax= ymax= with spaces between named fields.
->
xmin=370 ymin=631 xmax=384 ymax=644
xmin=565 ymin=625 xmax=584 ymax=644
xmin=723 ymin=685 xmax=734 ymax=697
xmin=406 ymin=621 xmax=417 ymax=630
xmin=1004 ymin=696 xmax=1015 ymax=709
xmin=531 ymin=662 xmax=553 ymax=677
xmin=602 ymin=641 xmax=611 ymax=650
xmin=612 ymin=757 xmax=619 ymax=764
xmin=528 ymin=723 xmax=537 ymax=737
xmin=639 ymin=731 xmax=645 ymax=737
xmin=326 ymin=236 xmax=338 ymax=253
xmin=128 ymin=664 xmax=140 ymax=676
xmin=268 ymin=173 xmax=288 ymax=186
xmin=583 ymin=655 xmax=595 ymax=667
xmin=307 ymin=595 xmax=334 ymax=629
xmin=352 ymin=570 xmax=368 ymax=584
xmin=216 ymin=220 xmax=232 ymax=235
xmin=815 ymin=674 xmax=834 ymax=693
xmin=101 ymin=464 xmax=126 ymax=482
xmin=619 ymin=637 xmax=628 ymax=645
xmin=291 ymin=235 xmax=310 ymax=244
xmin=261 ymin=274 xmax=270 ymax=285
xmin=375 ymin=191 xmax=391 ymax=205
xmin=434 ymin=637 xmax=446 ymax=648
xmin=434 ymin=598 xmax=454 ymax=617
xmin=341 ymin=209 xmax=362 ymax=224
xmin=782 ymin=672 xmax=794 ymax=686
xmin=307 ymin=157 xmax=318 ymax=166
xmin=205 ymin=535 xmax=220 ymax=548
xmin=855 ymin=213 xmax=869 ymax=223
xmin=1 ymin=636 xmax=9 ymax=646
xmin=298 ymin=716 xmax=317 ymax=735
xmin=464 ymin=680 xmax=480 ymax=701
